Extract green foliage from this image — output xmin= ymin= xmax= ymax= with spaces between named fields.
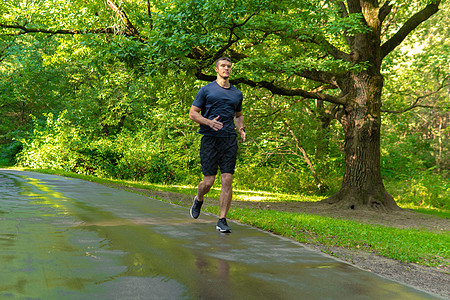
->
xmin=0 ymin=34 xmax=68 ymax=146
xmin=386 ymin=172 xmax=450 ymax=210
xmin=2 ymin=1 xmax=449 ymax=278
xmin=144 ymin=0 xmax=372 ymax=80
xmin=16 ymin=112 xmax=178 ymax=183
xmin=0 ymin=139 xmax=22 ymax=166
xmin=1 ymin=0 xmax=112 ymax=32
xmin=111 ymin=129 xmax=179 ymax=183
xmin=381 ymin=130 xmax=435 ymax=177
xmin=17 ymin=111 xmax=82 ymax=170
xmin=381 ymin=1 xmax=450 ymax=175
xmin=235 ymin=165 xmax=316 ymax=194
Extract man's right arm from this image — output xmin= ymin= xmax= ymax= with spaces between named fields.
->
xmin=189 ymin=105 xmax=223 ymax=131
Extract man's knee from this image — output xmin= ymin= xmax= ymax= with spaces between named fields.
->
xmin=202 ymin=175 xmax=216 ymax=189
xmin=221 ymin=173 xmax=233 ymax=186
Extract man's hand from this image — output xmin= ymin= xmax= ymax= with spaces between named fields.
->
xmin=238 ymin=127 xmax=246 ymax=142
xmin=189 ymin=106 xmax=223 ymax=131
xmin=209 ymin=115 xmax=223 ymax=131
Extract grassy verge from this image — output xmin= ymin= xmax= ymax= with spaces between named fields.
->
xmin=220 ymin=208 xmax=449 ymax=267
xmin=13 ymin=168 xmax=450 ymax=268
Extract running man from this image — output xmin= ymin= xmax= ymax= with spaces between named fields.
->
xmin=188 ymin=57 xmax=246 ymax=233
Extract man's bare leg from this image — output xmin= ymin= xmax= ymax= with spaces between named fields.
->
xmin=197 ymin=175 xmax=216 ymax=202
xmin=219 ymin=173 xmax=233 ymax=218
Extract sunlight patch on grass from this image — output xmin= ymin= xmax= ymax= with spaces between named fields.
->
xmin=398 ymin=203 xmax=450 ymax=219
xmin=238 ymin=195 xmax=277 ymax=201
xmin=233 ymin=189 xmax=323 ymax=202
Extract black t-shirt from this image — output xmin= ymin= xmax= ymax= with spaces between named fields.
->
xmin=192 ymin=81 xmax=243 ymax=137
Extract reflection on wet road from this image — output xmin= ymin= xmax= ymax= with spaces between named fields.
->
xmin=0 ymin=170 xmax=439 ymax=299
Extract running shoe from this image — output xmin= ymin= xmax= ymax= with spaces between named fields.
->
xmin=216 ymin=218 xmax=231 ymax=233
xmin=190 ymin=196 xmax=203 ymax=219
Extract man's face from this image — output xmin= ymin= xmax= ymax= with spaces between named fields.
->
xmin=215 ymin=60 xmax=232 ymax=79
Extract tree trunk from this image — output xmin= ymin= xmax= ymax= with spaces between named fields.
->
xmin=322 ymin=71 xmax=400 ymax=211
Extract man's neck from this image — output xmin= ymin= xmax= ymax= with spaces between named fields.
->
xmin=216 ymin=77 xmax=230 ymax=88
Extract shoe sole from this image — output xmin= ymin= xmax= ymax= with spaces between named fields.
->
xmin=216 ymin=226 xmax=231 ymax=233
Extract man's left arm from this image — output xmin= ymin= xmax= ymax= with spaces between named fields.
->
xmin=234 ymin=111 xmax=246 ymax=142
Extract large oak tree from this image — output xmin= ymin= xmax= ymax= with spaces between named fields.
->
xmin=1 ymin=0 xmax=444 ymax=210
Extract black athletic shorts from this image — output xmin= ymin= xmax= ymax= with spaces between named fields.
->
xmin=200 ymin=135 xmax=238 ymax=176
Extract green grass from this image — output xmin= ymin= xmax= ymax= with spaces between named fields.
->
xmin=14 ymin=167 xmax=450 ymax=268
xmin=400 ymin=204 xmax=450 ymax=219
xmin=220 ymin=208 xmax=449 ymax=267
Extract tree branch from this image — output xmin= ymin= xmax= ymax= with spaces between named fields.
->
xmin=381 ymin=1 xmax=441 ymax=58
xmin=0 ymin=1 xmax=148 ymax=42
xmin=309 ymin=36 xmax=350 ymax=61
xmin=346 ymin=0 xmax=362 ymax=14
xmin=272 ymin=27 xmax=350 ymax=61
xmin=238 ymin=78 xmax=346 ymax=105
xmin=196 ymin=12 xmax=259 ymax=69
xmin=378 ymin=1 xmax=393 ymax=23
xmin=282 ymin=119 xmax=325 ymax=190
xmin=106 ymin=0 xmax=145 ymax=42
xmin=195 ymin=72 xmax=346 ymax=105
xmin=295 ymin=68 xmax=341 ymax=87
xmin=335 ymin=0 xmax=349 ymax=17
xmin=382 ymin=77 xmax=449 ymax=113
xmin=331 ymin=0 xmax=355 ymax=47
xmin=0 ymin=23 xmax=115 ymax=35
xmin=146 ymin=0 xmax=153 ymax=30
xmin=233 ymin=12 xmax=257 ymax=29
xmin=230 ymin=51 xmax=342 ymax=86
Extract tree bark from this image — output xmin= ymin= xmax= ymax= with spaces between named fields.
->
xmin=322 ymin=71 xmax=399 ymax=211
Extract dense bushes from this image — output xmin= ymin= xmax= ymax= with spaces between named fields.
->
xmin=17 ymin=112 xmax=180 ymax=183
xmin=385 ymin=172 xmax=450 ymax=210
xmin=17 ymin=112 xmax=82 ymax=170
xmin=0 ymin=140 xmax=22 ymax=166
xmin=234 ymin=165 xmax=317 ymax=194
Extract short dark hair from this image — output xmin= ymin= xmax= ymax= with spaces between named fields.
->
xmin=215 ymin=57 xmax=231 ymax=68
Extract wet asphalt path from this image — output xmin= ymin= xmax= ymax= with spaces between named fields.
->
xmin=0 ymin=170 xmax=440 ymax=299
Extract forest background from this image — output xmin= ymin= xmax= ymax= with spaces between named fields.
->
xmin=0 ymin=0 xmax=449 ymax=212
